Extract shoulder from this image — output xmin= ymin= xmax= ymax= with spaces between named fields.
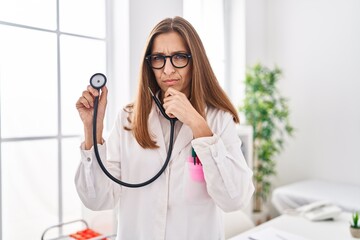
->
xmin=206 ymin=106 xmax=234 ymax=122
xmin=115 ymin=104 xmax=134 ymax=128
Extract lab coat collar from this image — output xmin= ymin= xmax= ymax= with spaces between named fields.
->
xmin=148 ymin=101 xmax=193 ymax=163
xmin=148 ymin=102 xmax=167 ymax=162
xmin=171 ymin=122 xmax=193 ymax=161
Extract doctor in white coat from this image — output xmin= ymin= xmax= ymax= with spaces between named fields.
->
xmin=75 ymin=16 xmax=254 ymax=240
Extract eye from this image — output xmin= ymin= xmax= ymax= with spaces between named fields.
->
xmin=151 ymin=54 xmax=164 ymax=61
xmin=173 ymin=54 xmax=187 ymax=60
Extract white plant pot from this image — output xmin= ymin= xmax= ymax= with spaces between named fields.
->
xmin=350 ymin=227 xmax=360 ymax=238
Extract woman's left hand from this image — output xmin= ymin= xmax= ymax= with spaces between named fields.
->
xmin=163 ymin=87 xmax=213 ymax=138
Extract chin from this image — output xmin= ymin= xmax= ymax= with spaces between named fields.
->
xmin=162 ymin=85 xmax=180 ymax=91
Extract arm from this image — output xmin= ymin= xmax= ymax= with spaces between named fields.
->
xmin=74 ymin=141 xmax=121 ymax=211
xmin=192 ymin=112 xmax=254 ymax=212
xmin=74 ymin=85 xmax=122 ymax=210
xmin=75 ymin=113 xmax=123 ymax=210
xmin=162 ymin=88 xmax=254 ymax=211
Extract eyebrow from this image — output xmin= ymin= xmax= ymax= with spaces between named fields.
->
xmin=151 ymin=50 xmax=188 ymax=55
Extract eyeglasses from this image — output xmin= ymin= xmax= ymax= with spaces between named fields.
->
xmin=145 ymin=53 xmax=192 ymax=69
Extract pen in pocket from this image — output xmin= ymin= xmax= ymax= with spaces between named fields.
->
xmin=191 ymin=147 xmax=202 ymax=165
xmin=192 ymin=147 xmax=197 ymax=165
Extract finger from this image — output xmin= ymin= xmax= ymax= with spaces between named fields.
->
xmin=87 ymin=85 xmax=100 ymax=97
xmin=165 ymin=107 xmax=175 ymax=118
xmin=163 ymin=94 xmax=173 ymax=103
xmin=99 ymin=86 xmax=108 ymax=103
xmin=163 ymin=103 xmax=177 ymax=118
xmin=162 ymin=100 xmax=175 ymax=111
xmin=77 ymin=96 xmax=91 ymax=109
xmin=164 ymin=87 xmax=178 ymax=98
xmin=82 ymin=90 xmax=95 ymax=107
xmin=164 ymin=89 xmax=180 ymax=103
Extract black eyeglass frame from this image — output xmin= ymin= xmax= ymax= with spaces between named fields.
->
xmin=145 ymin=53 xmax=192 ymax=69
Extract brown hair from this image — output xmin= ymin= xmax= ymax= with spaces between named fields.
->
xmin=125 ymin=16 xmax=239 ymax=149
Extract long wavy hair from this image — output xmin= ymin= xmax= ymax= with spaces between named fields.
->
xmin=125 ymin=16 xmax=239 ymax=149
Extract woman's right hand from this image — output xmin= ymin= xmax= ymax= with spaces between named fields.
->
xmin=76 ymin=85 xmax=108 ymax=149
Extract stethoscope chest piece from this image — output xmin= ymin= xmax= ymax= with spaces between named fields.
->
xmin=90 ymin=73 xmax=107 ymax=89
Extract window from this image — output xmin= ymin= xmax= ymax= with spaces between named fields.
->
xmin=0 ymin=0 xmax=107 ymax=239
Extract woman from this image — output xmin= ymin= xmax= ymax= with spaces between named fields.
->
xmin=75 ymin=16 xmax=254 ymax=240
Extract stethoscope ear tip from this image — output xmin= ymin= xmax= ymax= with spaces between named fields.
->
xmin=90 ymin=73 xmax=107 ymax=90
xmin=147 ymin=87 xmax=155 ymax=97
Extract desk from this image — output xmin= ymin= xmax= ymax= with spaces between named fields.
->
xmin=229 ymin=212 xmax=355 ymax=240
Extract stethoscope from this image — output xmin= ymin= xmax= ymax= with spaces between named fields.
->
xmin=90 ymin=73 xmax=177 ymax=188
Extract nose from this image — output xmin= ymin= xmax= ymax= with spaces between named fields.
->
xmin=163 ymin=57 xmax=175 ymax=75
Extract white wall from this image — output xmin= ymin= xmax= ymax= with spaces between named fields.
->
xmin=246 ymin=0 xmax=360 ymax=188
xmin=224 ymin=0 xmax=246 ymax=114
xmin=245 ymin=0 xmax=267 ymax=64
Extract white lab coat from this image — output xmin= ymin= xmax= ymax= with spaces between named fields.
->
xmin=75 ymin=102 xmax=254 ymax=240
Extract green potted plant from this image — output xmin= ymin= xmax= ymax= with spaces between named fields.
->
xmin=351 ymin=211 xmax=360 ymax=238
xmin=240 ymin=63 xmax=294 ymax=212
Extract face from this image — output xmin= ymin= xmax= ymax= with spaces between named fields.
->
xmin=150 ymin=31 xmax=192 ymax=99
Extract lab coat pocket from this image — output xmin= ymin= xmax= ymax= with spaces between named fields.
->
xmin=184 ymin=161 xmax=210 ymax=204
xmin=188 ymin=157 xmax=205 ymax=182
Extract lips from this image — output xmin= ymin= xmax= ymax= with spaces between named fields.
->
xmin=163 ymin=79 xmax=179 ymax=85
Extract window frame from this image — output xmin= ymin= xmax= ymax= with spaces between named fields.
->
xmin=0 ymin=0 xmax=113 ymax=238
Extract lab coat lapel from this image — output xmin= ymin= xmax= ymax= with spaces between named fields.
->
xmin=170 ymin=123 xmax=193 ymax=161
xmin=170 ymin=106 xmax=209 ymax=160
xmin=148 ymin=103 xmax=167 ymax=163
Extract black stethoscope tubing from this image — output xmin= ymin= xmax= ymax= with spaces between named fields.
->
xmin=90 ymin=73 xmax=177 ymax=188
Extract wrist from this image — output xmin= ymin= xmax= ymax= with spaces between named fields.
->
xmin=190 ymin=116 xmax=213 ymax=138
xmin=84 ymin=125 xmax=104 ymax=150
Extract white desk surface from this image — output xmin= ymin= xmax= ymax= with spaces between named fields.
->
xmin=229 ymin=212 xmax=356 ymax=240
